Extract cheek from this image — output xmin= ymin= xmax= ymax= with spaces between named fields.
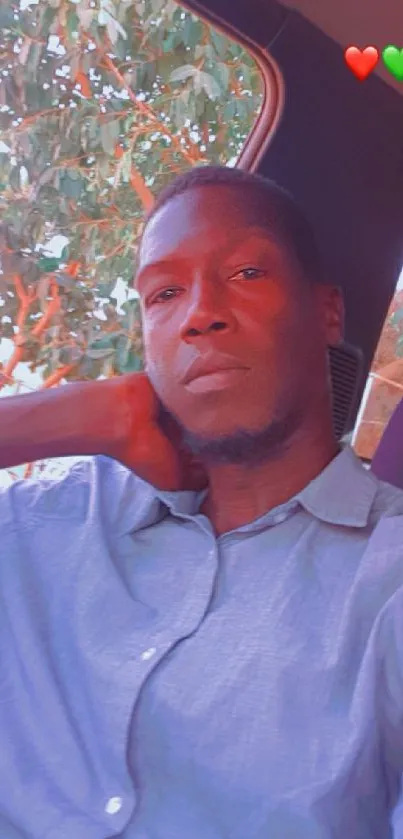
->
xmin=143 ymin=318 xmax=167 ymax=366
xmin=142 ymin=321 xmax=178 ymax=393
xmin=238 ymin=286 xmax=290 ymax=328
xmin=235 ymin=295 xmax=294 ymax=358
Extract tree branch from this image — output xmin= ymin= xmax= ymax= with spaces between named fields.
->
xmin=41 ymin=363 xmax=78 ymax=389
xmin=114 ymin=143 xmax=154 ymax=209
xmin=0 ymin=278 xmax=61 ymax=393
xmin=101 ymin=52 xmax=198 ymax=166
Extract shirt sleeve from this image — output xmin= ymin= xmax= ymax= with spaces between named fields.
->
xmin=0 ymin=460 xmax=95 ymax=531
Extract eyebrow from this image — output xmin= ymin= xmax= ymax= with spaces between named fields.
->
xmin=134 ymin=228 xmax=279 ymax=290
xmin=135 ymin=257 xmax=188 ymax=291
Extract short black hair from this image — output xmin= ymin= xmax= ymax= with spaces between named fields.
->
xmin=144 ymin=165 xmax=325 ymax=285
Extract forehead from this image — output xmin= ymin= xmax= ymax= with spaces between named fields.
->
xmin=139 ymin=185 xmax=284 ymax=268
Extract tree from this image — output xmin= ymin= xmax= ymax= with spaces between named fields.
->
xmin=0 ymin=0 xmax=263 ymax=399
xmin=354 ymin=290 xmax=403 ymax=459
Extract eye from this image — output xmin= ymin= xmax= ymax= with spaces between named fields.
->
xmin=231 ymin=267 xmax=266 ymax=281
xmin=149 ymin=287 xmax=180 ymax=305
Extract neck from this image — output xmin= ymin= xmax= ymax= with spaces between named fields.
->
xmin=200 ymin=420 xmax=339 ymax=536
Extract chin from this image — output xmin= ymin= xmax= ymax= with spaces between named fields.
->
xmin=179 ymin=406 xmax=301 ymax=466
xmin=182 ymin=410 xmax=262 ymax=439
xmin=179 ymin=421 xmax=276 ymax=466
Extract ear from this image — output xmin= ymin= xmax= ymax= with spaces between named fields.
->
xmin=316 ymin=284 xmax=345 ymax=347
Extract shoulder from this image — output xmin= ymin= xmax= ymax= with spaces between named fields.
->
xmin=370 ymin=474 xmax=403 ymax=520
xmin=366 ymin=473 xmax=403 ymax=555
xmin=0 ymin=456 xmax=156 ymax=532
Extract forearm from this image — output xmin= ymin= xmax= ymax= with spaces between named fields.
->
xmin=0 ymin=381 xmax=120 ymax=469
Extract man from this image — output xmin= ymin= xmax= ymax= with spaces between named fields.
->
xmin=1 ymin=164 xmax=403 ymax=838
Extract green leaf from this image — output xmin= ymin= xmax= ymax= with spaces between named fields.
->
xmin=39 ymin=256 xmax=61 ymax=273
xmin=216 ymin=62 xmax=230 ymax=92
xmin=183 ymin=17 xmax=203 ymax=49
xmin=20 ymin=260 xmax=40 ymax=284
xmin=116 ymin=339 xmax=142 ymax=373
xmin=150 ymin=0 xmax=166 ymax=13
xmin=169 ymin=64 xmax=195 ymax=83
xmin=76 ymin=356 xmax=95 ymax=378
xmin=86 ymin=347 xmax=115 ymax=360
xmin=165 ymin=0 xmax=178 ymax=18
xmin=40 ymin=6 xmax=58 ymax=36
xmin=97 ymin=276 xmax=117 ymax=297
xmin=1 ymin=321 xmax=15 ymax=339
xmin=210 ymin=29 xmax=229 ymax=58
xmin=145 ymin=61 xmax=157 ymax=86
xmin=241 ymin=64 xmax=251 ymax=89
xmin=27 ymin=43 xmax=43 ymax=76
xmin=223 ymin=100 xmax=237 ymax=121
xmin=37 ymin=166 xmax=57 ymax=188
xmin=0 ymin=6 xmax=15 ymax=28
xmin=55 ymin=273 xmax=76 ymax=289
xmin=59 ymin=346 xmax=83 ymax=365
xmin=390 ymin=308 xmax=403 ymax=326
xmin=88 ymin=334 xmax=115 ymax=350
xmin=9 ymin=167 xmax=21 ymax=191
xmin=0 ymin=252 xmax=23 ymax=278
xmin=171 ymin=96 xmax=187 ymax=129
xmin=59 ymin=172 xmax=84 ymax=200
xmin=106 ymin=14 xmax=127 ymax=45
xmin=66 ymin=9 xmax=80 ymax=42
xmin=199 ymin=71 xmax=221 ymax=100
xmin=162 ymin=31 xmax=181 ymax=53
xmin=100 ymin=119 xmax=120 ymax=155
xmin=113 ymin=35 xmax=128 ymax=61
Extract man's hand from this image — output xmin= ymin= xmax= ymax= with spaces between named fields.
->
xmin=106 ymin=373 xmax=207 ymax=491
xmin=0 ymin=372 xmax=207 ymax=492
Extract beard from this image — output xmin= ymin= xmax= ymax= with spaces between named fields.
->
xmin=157 ymin=398 xmax=302 ymax=467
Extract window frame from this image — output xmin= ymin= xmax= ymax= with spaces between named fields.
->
xmin=177 ymin=0 xmax=285 ymax=172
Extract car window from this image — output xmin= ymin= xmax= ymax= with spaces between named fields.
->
xmin=0 ymin=0 xmax=272 ymax=486
xmin=353 ymin=267 xmax=403 ymax=459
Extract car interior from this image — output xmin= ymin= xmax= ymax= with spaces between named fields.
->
xmin=181 ymin=0 xmax=403 ymax=481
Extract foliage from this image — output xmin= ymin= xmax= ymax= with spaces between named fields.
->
xmin=354 ymin=288 xmax=403 ymax=459
xmin=0 ymin=0 xmax=264 ymax=388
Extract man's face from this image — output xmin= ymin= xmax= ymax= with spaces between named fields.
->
xmin=136 ymin=185 xmax=342 ymax=450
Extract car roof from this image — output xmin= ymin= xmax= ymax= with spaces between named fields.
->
xmin=281 ymin=0 xmax=403 ymax=97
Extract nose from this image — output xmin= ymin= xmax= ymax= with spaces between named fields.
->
xmin=179 ymin=277 xmax=236 ymax=341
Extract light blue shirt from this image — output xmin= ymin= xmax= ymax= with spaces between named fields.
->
xmin=2 ymin=446 xmax=403 ymax=838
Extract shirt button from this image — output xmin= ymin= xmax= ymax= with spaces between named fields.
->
xmin=105 ymin=796 xmax=123 ymax=815
xmin=141 ymin=647 xmax=156 ymax=661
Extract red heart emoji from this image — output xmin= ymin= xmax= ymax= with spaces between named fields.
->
xmin=344 ymin=46 xmax=379 ymax=81
xmin=344 ymin=47 xmax=379 ymax=82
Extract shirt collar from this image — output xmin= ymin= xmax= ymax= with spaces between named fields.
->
xmin=110 ymin=445 xmax=378 ymax=536
xmin=295 ymin=445 xmax=377 ymax=527
xmin=151 ymin=446 xmax=377 ymax=530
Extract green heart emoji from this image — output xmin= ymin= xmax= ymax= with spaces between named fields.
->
xmin=382 ymin=45 xmax=403 ymax=81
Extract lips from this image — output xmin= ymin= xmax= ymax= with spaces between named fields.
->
xmin=183 ymin=354 xmax=248 ymax=385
